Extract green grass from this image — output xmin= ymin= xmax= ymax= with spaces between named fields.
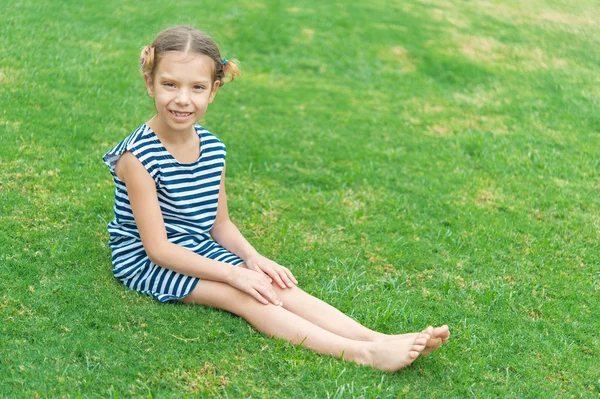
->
xmin=1 ymin=0 xmax=599 ymax=397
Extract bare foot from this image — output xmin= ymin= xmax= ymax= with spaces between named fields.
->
xmin=377 ymin=325 xmax=450 ymax=356
xmin=358 ymin=332 xmax=430 ymax=372
xmin=419 ymin=325 xmax=450 ymax=355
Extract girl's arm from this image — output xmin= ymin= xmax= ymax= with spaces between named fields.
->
xmin=210 ymin=165 xmax=298 ymax=289
xmin=114 ymin=151 xmax=281 ymax=305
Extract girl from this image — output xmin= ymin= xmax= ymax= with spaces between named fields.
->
xmin=103 ymin=25 xmax=449 ymax=372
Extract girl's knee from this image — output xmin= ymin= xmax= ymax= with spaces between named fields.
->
xmin=272 ymin=282 xmax=303 ymax=299
xmin=184 ymin=280 xmax=248 ymax=312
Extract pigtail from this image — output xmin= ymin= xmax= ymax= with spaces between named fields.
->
xmin=220 ymin=58 xmax=241 ymax=86
xmin=139 ymin=45 xmax=156 ymax=75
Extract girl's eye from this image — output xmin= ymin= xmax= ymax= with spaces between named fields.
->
xmin=194 ymin=85 xmax=205 ymax=90
xmin=164 ymin=82 xmax=175 ymax=88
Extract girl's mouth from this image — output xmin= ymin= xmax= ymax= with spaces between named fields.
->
xmin=170 ymin=110 xmax=192 ymax=119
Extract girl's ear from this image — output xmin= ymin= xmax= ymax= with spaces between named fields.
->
xmin=208 ymin=80 xmax=221 ymax=104
xmin=144 ymin=73 xmax=155 ymax=98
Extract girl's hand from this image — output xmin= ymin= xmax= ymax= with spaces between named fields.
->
xmin=244 ymin=254 xmax=298 ymax=289
xmin=227 ymin=267 xmax=282 ymax=306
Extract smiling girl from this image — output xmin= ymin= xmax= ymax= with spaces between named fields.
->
xmin=103 ymin=25 xmax=449 ymax=372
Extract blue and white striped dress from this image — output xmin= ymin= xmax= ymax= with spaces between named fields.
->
xmin=103 ymin=123 xmax=244 ymax=302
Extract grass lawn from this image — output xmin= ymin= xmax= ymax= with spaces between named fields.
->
xmin=1 ymin=0 xmax=599 ymax=397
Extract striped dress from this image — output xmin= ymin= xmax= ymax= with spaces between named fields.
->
xmin=103 ymin=123 xmax=244 ymax=302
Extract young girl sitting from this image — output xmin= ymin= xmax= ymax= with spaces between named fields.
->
xmin=103 ymin=25 xmax=449 ymax=372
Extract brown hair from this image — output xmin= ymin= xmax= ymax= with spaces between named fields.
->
xmin=139 ymin=26 xmax=240 ymax=86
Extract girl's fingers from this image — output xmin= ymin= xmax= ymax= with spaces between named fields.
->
xmin=253 ymin=279 xmax=281 ymax=306
xmin=283 ymin=268 xmax=298 ymax=285
xmin=288 ymin=270 xmax=298 ymax=285
xmin=266 ymin=268 xmax=287 ymax=289
xmin=261 ymin=272 xmax=273 ymax=284
xmin=250 ymin=289 xmax=269 ymax=305
xmin=262 ymin=287 xmax=281 ymax=306
xmin=285 ymin=269 xmax=298 ymax=285
xmin=277 ymin=269 xmax=294 ymax=288
xmin=264 ymin=265 xmax=296 ymax=288
xmin=249 ymin=263 xmax=273 ymax=283
xmin=253 ymin=284 xmax=279 ymax=305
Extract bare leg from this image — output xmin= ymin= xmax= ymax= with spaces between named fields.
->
xmin=272 ymin=284 xmax=449 ymax=355
xmin=182 ymin=280 xmax=430 ymax=372
xmin=273 ymin=284 xmax=380 ymax=340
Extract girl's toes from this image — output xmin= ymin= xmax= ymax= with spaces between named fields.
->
xmin=415 ymin=335 xmax=430 ymax=346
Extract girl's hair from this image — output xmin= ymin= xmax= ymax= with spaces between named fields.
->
xmin=139 ymin=25 xmax=240 ymax=86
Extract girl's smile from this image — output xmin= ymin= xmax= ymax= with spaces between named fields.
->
xmin=169 ymin=110 xmax=193 ymax=121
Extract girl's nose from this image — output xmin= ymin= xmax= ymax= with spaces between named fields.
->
xmin=175 ymin=89 xmax=191 ymax=104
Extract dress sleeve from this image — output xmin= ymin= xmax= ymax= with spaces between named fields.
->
xmin=102 ymin=139 xmax=130 ymax=175
xmin=102 ymin=127 xmax=161 ymax=185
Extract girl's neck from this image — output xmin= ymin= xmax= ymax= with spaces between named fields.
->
xmin=147 ymin=116 xmax=196 ymax=145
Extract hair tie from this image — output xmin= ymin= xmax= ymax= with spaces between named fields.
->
xmin=140 ymin=46 xmax=151 ymax=68
xmin=222 ymin=58 xmax=227 ymax=65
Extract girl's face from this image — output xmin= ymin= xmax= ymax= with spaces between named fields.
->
xmin=144 ymin=51 xmax=219 ymax=136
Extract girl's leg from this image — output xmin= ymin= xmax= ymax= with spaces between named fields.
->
xmin=272 ymin=284 xmax=450 ymax=354
xmin=182 ymin=280 xmax=430 ymax=372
